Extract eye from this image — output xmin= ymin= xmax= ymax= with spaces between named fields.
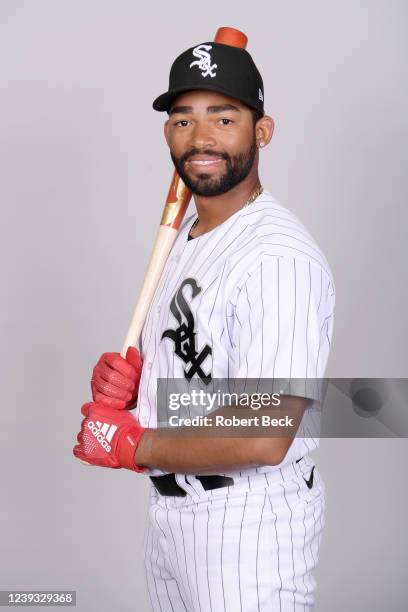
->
xmin=174 ymin=120 xmax=190 ymax=127
xmin=219 ymin=118 xmax=233 ymax=125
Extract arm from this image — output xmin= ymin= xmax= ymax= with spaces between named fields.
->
xmin=72 ymin=394 xmax=308 ymax=473
xmin=135 ymin=255 xmax=329 ymax=474
xmin=134 ymin=394 xmax=309 ymax=474
xmin=134 ymin=255 xmax=331 ymax=475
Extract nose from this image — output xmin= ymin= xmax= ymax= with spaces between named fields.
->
xmin=188 ymin=122 xmax=217 ymax=150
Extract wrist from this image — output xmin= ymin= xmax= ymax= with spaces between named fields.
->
xmin=118 ymin=424 xmax=147 ymax=473
xmin=134 ymin=429 xmax=154 ymax=470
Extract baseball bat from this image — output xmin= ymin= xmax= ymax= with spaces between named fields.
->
xmin=79 ymin=28 xmax=247 ymax=466
xmin=120 ymin=26 xmax=248 ymax=358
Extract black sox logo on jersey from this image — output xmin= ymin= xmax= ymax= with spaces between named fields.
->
xmin=161 ymin=278 xmax=212 ymax=384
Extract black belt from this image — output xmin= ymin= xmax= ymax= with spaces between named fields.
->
xmin=150 ymin=473 xmax=234 ymax=497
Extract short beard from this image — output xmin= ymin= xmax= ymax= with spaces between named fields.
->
xmin=170 ymin=135 xmax=257 ymax=197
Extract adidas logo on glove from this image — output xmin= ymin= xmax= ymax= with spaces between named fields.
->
xmin=87 ymin=420 xmax=117 ymax=452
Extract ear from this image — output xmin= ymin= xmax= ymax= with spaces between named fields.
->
xmin=163 ymin=118 xmax=170 ymax=147
xmin=256 ymin=115 xmax=274 ymax=148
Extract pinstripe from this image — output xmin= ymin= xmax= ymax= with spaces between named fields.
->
xmin=192 ymin=504 xmax=202 ymax=612
xmin=223 ymin=232 xmax=264 ymax=278
xmin=165 ymin=506 xmax=184 ymax=589
xmin=259 ymin=261 xmax=264 ymax=381
xmin=196 ymin=276 xmax=219 ymax=303
xmin=150 ymin=520 xmax=162 ymax=610
xmin=149 ymin=504 xmax=190 ymax=611
xmin=140 ymin=245 xmax=182 ymax=426
xmin=295 ymin=479 xmax=310 ymax=600
xmin=209 ymin=328 xmax=215 ymax=391
xmin=209 ymin=259 xmax=228 ymax=323
xmin=273 ymin=257 xmax=280 ymax=380
xmin=225 ymin=289 xmax=236 ymax=350
xmin=263 ymin=248 xmax=332 ymax=278
xmin=302 ymin=503 xmax=313 ymax=602
xmin=148 ymin=474 xmax=326 ymax=611
xmin=232 ymin=303 xmax=243 ymax=327
xmin=144 ymin=321 xmax=160 ymax=426
xmin=279 ymin=473 xmax=296 ymax=611
xmin=164 ymin=500 xmax=189 ymax=610
xmin=305 ymin=262 xmax=311 ymax=378
xmin=255 ymin=218 xmax=314 ymax=239
xmin=238 ymin=492 xmax=248 ymax=612
xmin=262 ymin=232 xmax=327 ymax=258
xmin=146 ymin=517 xmax=163 ymax=612
xmin=245 ymin=283 xmax=252 ymax=381
xmin=311 ymin=502 xmax=317 ymax=569
xmin=317 ymin=268 xmax=323 ymax=313
xmin=267 ymin=485 xmax=283 ymax=612
xmin=255 ymin=490 xmax=268 ymax=611
xmin=289 ymin=258 xmax=297 ymax=378
xmin=315 ymin=315 xmax=330 ymax=378
xmin=139 ymin=189 xmax=333 ymax=610
xmin=206 ymin=501 xmax=213 ymax=612
xmin=186 ymin=215 xmax=245 ymax=280
xmin=179 ymin=508 xmax=194 ymax=609
xmin=201 ymin=230 xmax=259 ymax=283
xmin=154 ymin=537 xmax=165 ymax=612
xmin=154 ymin=508 xmax=175 ymax=612
xmin=201 ymin=219 xmax=255 ymax=268
xmin=220 ymin=499 xmax=228 ymax=612
xmin=241 ymin=204 xmax=289 ymax=218
xmin=160 ymin=235 xmax=201 ymax=312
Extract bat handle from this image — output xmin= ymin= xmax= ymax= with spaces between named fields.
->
xmin=120 ymin=225 xmax=179 ymax=357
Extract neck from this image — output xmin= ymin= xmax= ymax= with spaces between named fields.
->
xmin=192 ymin=171 xmax=262 ymax=234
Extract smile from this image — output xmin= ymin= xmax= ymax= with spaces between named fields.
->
xmin=187 ymin=159 xmax=223 ymax=168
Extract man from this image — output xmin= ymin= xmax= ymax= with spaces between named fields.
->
xmin=74 ymin=40 xmax=335 ymax=611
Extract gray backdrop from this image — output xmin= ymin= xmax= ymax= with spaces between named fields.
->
xmin=1 ymin=1 xmax=407 ymax=610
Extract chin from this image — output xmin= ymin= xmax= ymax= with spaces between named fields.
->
xmin=196 ymin=173 xmax=217 ymax=181
xmin=192 ymin=173 xmax=225 ymax=188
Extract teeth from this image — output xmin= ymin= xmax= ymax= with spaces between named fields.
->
xmin=190 ymin=159 xmax=220 ymax=165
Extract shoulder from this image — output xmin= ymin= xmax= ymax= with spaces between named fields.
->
xmin=236 ymin=190 xmax=335 ymax=287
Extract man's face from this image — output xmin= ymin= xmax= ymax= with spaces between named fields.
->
xmin=164 ymin=90 xmax=258 ymax=197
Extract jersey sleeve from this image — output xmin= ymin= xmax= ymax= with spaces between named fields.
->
xmin=227 ymin=255 xmax=335 ymax=392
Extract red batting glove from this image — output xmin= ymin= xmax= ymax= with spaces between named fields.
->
xmin=73 ymin=402 xmax=147 ymax=472
xmin=91 ymin=346 xmax=143 ymax=410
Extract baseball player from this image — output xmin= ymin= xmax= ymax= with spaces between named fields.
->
xmin=74 ymin=40 xmax=335 ymax=611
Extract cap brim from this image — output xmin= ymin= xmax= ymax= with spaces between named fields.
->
xmin=152 ymin=84 xmax=262 ymax=113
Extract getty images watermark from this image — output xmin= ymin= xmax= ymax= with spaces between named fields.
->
xmin=153 ymin=378 xmax=408 ymax=438
xmin=155 ymin=378 xmax=325 ymax=438
xmin=166 ymin=389 xmax=293 ymax=428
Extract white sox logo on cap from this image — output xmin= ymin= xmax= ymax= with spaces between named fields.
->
xmin=153 ymin=41 xmax=265 ymax=112
xmin=189 ymin=44 xmax=217 ymax=78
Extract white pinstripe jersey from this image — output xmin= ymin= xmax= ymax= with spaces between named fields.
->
xmin=135 ymin=189 xmax=335 ymax=477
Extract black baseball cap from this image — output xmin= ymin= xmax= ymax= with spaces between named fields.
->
xmin=152 ymin=42 xmax=264 ymax=114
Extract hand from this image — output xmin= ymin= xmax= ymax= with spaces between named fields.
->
xmin=91 ymin=347 xmax=143 ymax=410
xmin=73 ymin=402 xmax=146 ymax=472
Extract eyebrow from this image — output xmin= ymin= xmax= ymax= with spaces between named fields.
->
xmin=169 ymin=104 xmax=241 ymax=116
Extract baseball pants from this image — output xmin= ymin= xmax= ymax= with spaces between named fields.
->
xmin=144 ymin=455 xmax=325 ymax=612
